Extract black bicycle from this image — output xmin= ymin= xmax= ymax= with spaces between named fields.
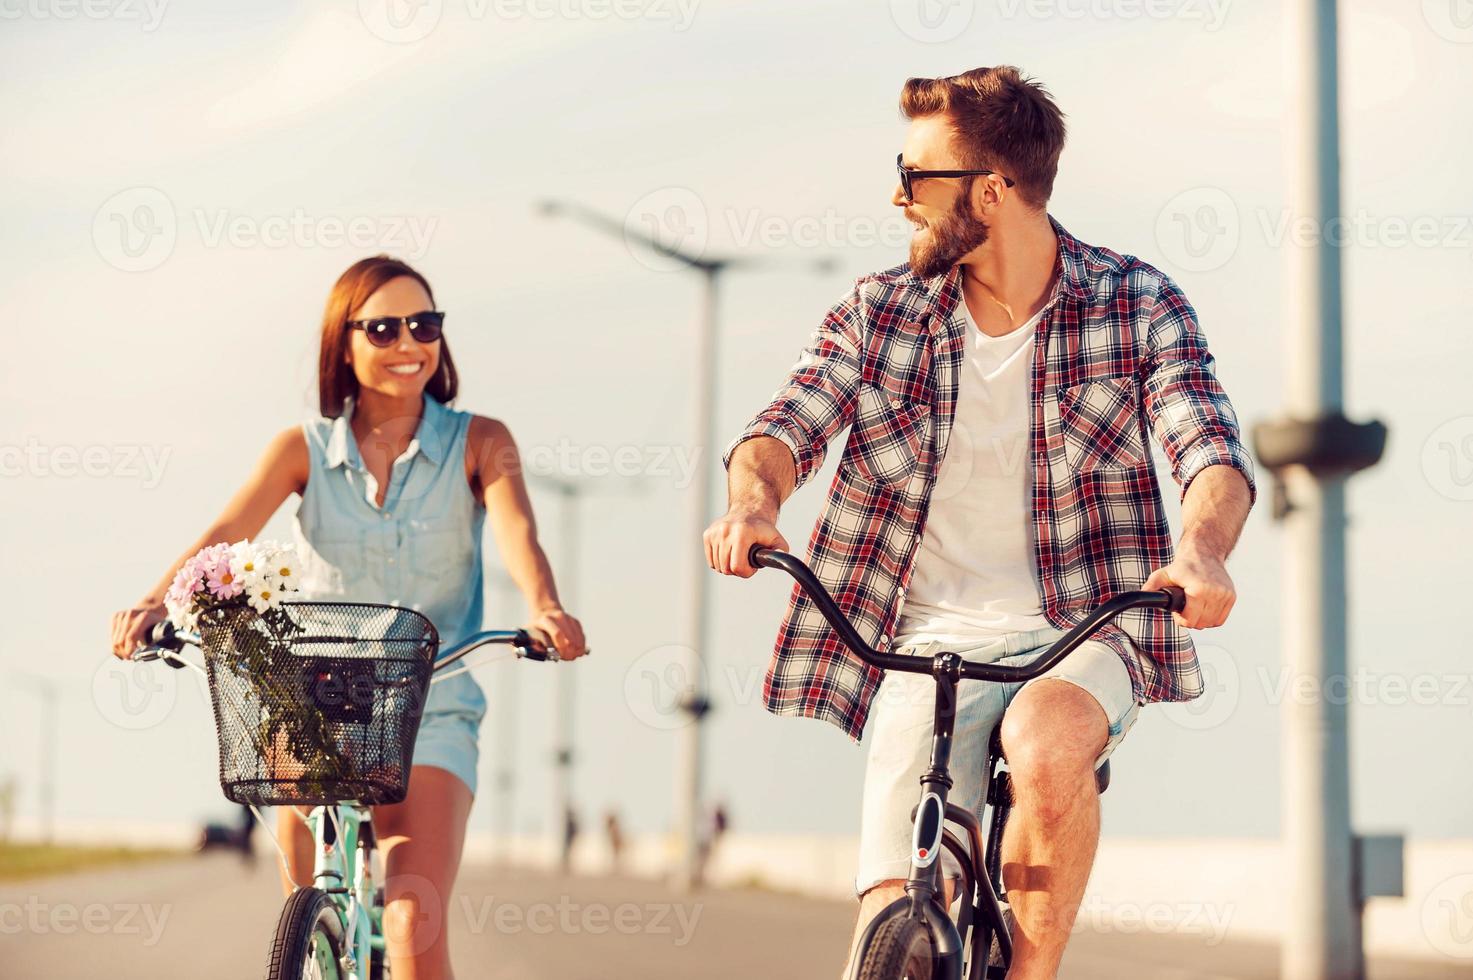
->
xmin=748 ymin=546 xmax=1185 ymax=980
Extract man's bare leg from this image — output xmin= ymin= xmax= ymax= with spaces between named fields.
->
xmin=997 ymin=678 xmax=1108 ymax=980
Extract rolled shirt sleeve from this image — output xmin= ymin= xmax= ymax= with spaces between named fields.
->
xmin=1141 ymin=274 xmax=1258 ymax=506
xmin=722 ymin=282 xmax=865 ymax=492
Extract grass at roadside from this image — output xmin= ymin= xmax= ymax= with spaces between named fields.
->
xmin=0 ymin=842 xmax=184 ymax=882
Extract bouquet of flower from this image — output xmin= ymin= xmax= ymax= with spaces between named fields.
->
xmin=166 ymin=539 xmax=355 ymax=799
xmin=164 ymin=539 xmax=300 ymax=631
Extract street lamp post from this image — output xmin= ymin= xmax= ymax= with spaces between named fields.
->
xmin=537 ymin=198 xmax=830 ymax=889
xmin=1251 ymin=2 xmax=1390 ymax=977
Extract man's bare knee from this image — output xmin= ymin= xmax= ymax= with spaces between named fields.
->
xmin=859 ymin=876 xmax=955 ymax=913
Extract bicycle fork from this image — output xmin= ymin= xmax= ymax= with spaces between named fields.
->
xmin=313 ymin=804 xmax=375 ymax=978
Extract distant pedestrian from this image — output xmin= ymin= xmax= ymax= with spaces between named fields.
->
xmin=561 ymin=805 xmax=579 ymax=873
xmin=604 ymin=809 xmax=625 ymax=874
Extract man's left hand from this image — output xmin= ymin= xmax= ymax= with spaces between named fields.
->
xmin=1142 ymin=545 xmax=1236 ymax=629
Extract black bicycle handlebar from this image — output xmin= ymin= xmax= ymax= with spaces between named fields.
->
xmin=129 ymin=620 xmax=191 ymax=668
xmin=128 ymin=615 xmax=565 ymax=668
xmin=748 ymin=545 xmax=1186 ymax=683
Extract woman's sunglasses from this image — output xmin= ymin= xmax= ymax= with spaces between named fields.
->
xmin=347 ymin=310 xmax=446 ymax=348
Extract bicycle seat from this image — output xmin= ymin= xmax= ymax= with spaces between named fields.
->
xmin=989 ymin=726 xmax=1111 ymax=795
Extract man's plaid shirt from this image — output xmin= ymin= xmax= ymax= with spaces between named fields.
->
xmin=724 ymin=215 xmax=1257 ymax=742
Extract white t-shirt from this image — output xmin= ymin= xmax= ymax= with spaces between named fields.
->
xmin=892 ymin=298 xmax=1051 ymax=647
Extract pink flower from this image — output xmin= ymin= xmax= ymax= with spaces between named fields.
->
xmin=166 ymin=562 xmax=203 ymax=607
xmin=198 ymin=542 xmax=242 ymax=600
xmin=206 ymin=565 xmax=244 ymax=600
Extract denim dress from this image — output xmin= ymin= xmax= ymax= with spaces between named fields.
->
xmin=292 ymin=390 xmax=488 ymax=795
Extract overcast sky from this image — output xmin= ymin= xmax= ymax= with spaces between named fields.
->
xmin=2 ymin=0 xmax=1470 ymax=843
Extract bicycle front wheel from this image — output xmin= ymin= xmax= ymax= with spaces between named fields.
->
xmin=267 ymin=887 xmax=348 ymax=980
xmin=857 ymin=914 xmax=934 ymax=980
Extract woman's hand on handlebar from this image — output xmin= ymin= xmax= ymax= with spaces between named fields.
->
xmin=109 ymin=600 xmax=168 ymax=660
xmin=704 ymin=508 xmax=789 ymax=578
xmin=529 ymin=606 xmax=588 ymax=660
xmin=1142 ymin=547 xmax=1236 ymax=630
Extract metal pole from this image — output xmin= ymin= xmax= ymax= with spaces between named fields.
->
xmin=1283 ymin=1 xmax=1361 ymax=976
xmin=673 ymin=267 xmax=720 ymax=890
xmin=536 ymin=198 xmax=828 ymax=890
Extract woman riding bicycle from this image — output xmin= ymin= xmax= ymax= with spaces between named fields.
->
xmin=108 ymin=255 xmax=588 ymax=980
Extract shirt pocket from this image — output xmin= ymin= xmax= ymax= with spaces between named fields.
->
xmin=1057 ymin=375 xmax=1147 ymax=472
xmin=843 ymin=383 xmax=930 ymax=489
xmin=405 ymin=520 xmax=474 ymax=589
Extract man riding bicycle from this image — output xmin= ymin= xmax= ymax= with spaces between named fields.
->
xmin=704 ymin=65 xmax=1256 ymax=980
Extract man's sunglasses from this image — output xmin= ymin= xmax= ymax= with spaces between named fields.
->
xmin=896 ymin=153 xmax=1016 ymax=201
xmin=347 ymin=310 xmax=446 ymax=347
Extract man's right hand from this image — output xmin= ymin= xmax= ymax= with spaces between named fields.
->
xmin=704 ymin=510 xmax=789 ymax=579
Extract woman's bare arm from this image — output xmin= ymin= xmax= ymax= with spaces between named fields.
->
xmin=467 ymin=416 xmax=587 ymax=658
xmin=110 ymin=426 xmax=309 ymax=656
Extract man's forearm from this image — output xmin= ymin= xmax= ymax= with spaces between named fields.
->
xmin=727 ymin=435 xmax=798 ymax=519
xmin=1178 ymin=464 xmax=1252 ymax=561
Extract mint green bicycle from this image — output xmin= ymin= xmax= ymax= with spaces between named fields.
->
xmin=130 ymin=600 xmax=557 ymax=979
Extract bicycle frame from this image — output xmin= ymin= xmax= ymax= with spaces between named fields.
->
xmin=748 ymin=546 xmax=1184 ymax=980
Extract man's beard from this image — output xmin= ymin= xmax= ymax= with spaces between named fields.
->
xmin=907 ymin=200 xmax=991 ymax=279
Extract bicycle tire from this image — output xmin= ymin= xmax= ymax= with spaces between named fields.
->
xmin=857 ymin=914 xmax=934 ymax=980
xmin=266 ymin=887 xmax=348 ymax=980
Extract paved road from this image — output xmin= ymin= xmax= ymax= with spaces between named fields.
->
xmin=0 ymin=854 xmax=1460 ymax=978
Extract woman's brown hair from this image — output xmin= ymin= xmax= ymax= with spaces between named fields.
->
xmin=317 ymin=255 xmax=459 ymax=418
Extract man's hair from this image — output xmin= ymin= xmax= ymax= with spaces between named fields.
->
xmin=900 ymin=66 xmax=1066 ymax=211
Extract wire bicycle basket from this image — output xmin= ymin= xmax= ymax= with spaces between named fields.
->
xmin=196 ymin=601 xmax=438 ymax=807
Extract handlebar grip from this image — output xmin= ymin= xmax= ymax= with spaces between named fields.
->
xmin=130 ymin=620 xmax=187 ymax=667
xmin=749 ymin=544 xmax=779 ymax=569
xmin=145 ymin=620 xmax=178 ymax=647
xmin=1162 ymin=586 xmax=1187 ymax=614
xmin=514 ymin=628 xmax=561 ymax=662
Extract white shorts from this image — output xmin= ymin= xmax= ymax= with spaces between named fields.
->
xmin=854 ymin=624 xmax=1139 ymax=897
